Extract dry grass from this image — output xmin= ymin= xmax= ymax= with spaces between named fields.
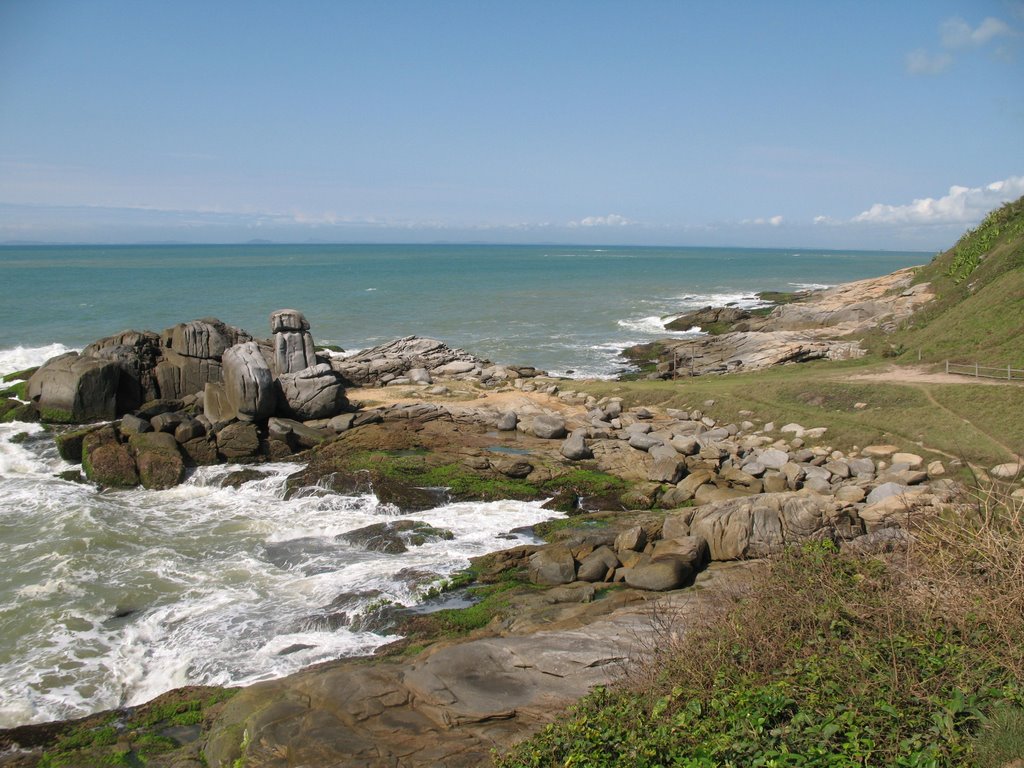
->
xmin=497 ymin=486 xmax=1024 ymax=766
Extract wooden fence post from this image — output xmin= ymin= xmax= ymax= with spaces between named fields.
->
xmin=945 ymin=360 xmax=949 ymax=374
xmin=975 ymin=362 xmax=979 ymax=378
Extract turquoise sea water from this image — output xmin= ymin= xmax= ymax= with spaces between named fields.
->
xmin=0 ymin=242 xmax=930 ymax=729
xmin=0 ymin=243 xmax=927 ymax=377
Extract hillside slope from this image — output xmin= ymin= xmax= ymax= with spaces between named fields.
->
xmin=878 ymin=195 xmax=1024 ymax=365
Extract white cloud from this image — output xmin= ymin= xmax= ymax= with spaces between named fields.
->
xmin=906 ymin=15 xmax=1017 ymax=75
xmin=852 ymin=175 xmax=1024 ymax=225
xmin=905 ymin=48 xmax=953 ymax=75
xmin=940 ymin=16 xmax=1014 ymax=49
xmin=568 ymin=213 xmax=633 ymax=227
xmin=744 ymin=215 xmax=784 ymax=226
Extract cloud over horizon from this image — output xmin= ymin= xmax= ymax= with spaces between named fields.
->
xmin=567 ymin=214 xmax=633 ymax=228
xmin=852 ymin=175 xmax=1024 ymax=225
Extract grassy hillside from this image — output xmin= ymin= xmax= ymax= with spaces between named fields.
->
xmin=870 ymin=196 xmax=1024 ymax=365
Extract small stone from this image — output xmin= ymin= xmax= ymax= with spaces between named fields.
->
xmin=891 ymin=452 xmax=923 ymax=469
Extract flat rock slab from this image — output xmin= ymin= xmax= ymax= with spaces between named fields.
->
xmin=204 ymin=562 xmax=758 ymax=768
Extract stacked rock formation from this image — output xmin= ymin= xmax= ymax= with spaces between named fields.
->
xmin=271 ymin=309 xmax=316 ymax=375
xmin=29 ymin=309 xmax=357 ymax=488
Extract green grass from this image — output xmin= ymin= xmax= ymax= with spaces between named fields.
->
xmin=868 ymin=196 xmax=1024 ymax=366
xmin=575 ymin=360 xmax=1022 ymax=466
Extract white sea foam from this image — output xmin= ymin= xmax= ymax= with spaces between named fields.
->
xmin=670 ymin=291 xmax=770 ymax=310
xmin=789 ymin=282 xmax=832 ymax=291
xmin=617 ymin=315 xmax=706 ymax=336
xmin=0 ymin=445 xmax=561 ymax=727
xmin=0 ymin=343 xmax=76 ymax=378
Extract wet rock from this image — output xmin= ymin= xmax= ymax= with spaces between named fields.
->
xmin=129 ymin=431 xmax=186 ymax=489
xmin=119 ymin=413 xmax=153 ymax=436
xmin=215 ymin=421 xmax=261 ymax=462
xmin=338 ymin=520 xmax=455 ymax=554
xmin=55 ymin=425 xmax=103 ymax=462
xmin=83 ymin=426 xmax=138 ymax=488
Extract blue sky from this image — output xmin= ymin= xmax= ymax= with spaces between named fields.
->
xmin=0 ymin=1 xmax=1022 ymax=249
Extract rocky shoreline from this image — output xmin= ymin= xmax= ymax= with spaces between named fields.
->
xmin=629 ymin=267 xmax=933 ymax=377
xmin=0 ymin=264 xmax=1011 ymax=767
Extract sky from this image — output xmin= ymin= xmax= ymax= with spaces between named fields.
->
xmin=0 ymin=1 xmax=1022 ymax=249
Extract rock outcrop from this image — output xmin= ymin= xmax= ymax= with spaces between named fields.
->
xmin=636 ymin=266 xmax=933 ymax=378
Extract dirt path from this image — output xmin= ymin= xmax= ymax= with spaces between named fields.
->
xmin=846 ymin=364 xmax=1023 ymax=387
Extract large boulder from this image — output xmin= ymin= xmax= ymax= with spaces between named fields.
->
xmin=685 ymin=492 xmax=835 ymax=560
xmin=215 ymin=421 xmax=262 ymax=462
xmin=528 ymin=545 xmax=577 ymax=585
xmin=276 ymin=364 xmax=348 ymax=420
xmin=163 ymin=317 xmax=250 ymax=359
xmin=270 ymin=309 xmax=311 ymax=333
xmin=531 ymin=414 xmax=567 ymax=440
xmin=560 ymin=429 xmax=593 ymax=461
xmin=274 ymin=331 xmax=317 ymax=376
xmin=82 ymin=426 xmax=138 ymax=487
xmin=155 ymin=318 xmax=251 ymax=399
xmin=28 ymin=352 xmax=120 ymax=422
xmin=220 ymin=342 xmax=277 ymax=422
xmin=129 ymin=431 xmax=186 ymax=489
xmin=83 ymin=330 xmax=162 ymax=411
xmin=623 ymin=555 xmax=694 ymax=591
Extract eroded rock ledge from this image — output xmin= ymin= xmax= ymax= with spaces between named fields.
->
xmin=634 ymin=266 xmax=933 ymax=378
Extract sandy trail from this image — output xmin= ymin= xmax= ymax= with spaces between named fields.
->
xmin=844 ymin=364 xmax=1023 ymax=387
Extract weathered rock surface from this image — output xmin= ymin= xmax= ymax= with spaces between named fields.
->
xmin=201 ymin=563 xmax=758 ymax=768
xmin=275 ymin=363 xmax=348 ymax=420
xmin=129 ymin=431 xmax=186 ymax=490
xmin=27 ymin=353 xmax=121 ymax=422
xmin=82 ymin=426 xmax=139 ymax=487
xmin=631 ymin=267 xmax=932 ymax=378
xmin=217 ymin=342 xmax=277 ymax=422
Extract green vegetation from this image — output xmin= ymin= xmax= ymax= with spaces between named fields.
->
xmin=1 ymin=401 xmax=37 ymax=423
xmin=1 ymin=366 xmax=37 ymax=382
xmin=32 ymin=688 xmax=237 ymax=767
xmin=397 ymin=567 xmax=543 ymax=643
xmin=0 ymin=380 xmax=28 ymax=399
xmin=340 ymin=450 xmax=629 ymax=508
xmin=495 ymin=488 xmax=1024 ymax=767
xmin=39 ymin=407 xmax=75 ymax=424
xmin=577 ymin=361 xmax=1023 ymax=467
xmin=868 ymin=196 xmax=1024 ymax=365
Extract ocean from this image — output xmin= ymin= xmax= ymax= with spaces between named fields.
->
xmin=0 ymin=243 xmax=927 ymax=728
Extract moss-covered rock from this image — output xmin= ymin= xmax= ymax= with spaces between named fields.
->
xmin=129 ymin=431 xmax=186 ymax=489
xmin=82 ymin=426 xmax=139 ymax=488
xmin=54 ymin=425 xmax=104 ymax=463
xmin=0 ymin=399 xmax=39 ymax=423
xmin=338 ymin=520 xmax=455 ymax=554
